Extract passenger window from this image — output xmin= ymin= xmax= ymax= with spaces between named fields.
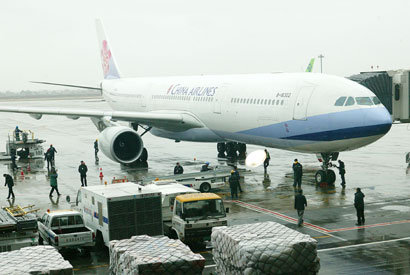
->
xmin=257 ymin=99 xmax=260 ymax=104
xmin=68 ymin=216 xmax=75 ymax=226
xmin=247 ymin=99 xmax=250 ymax=104
xmin=281 ymin=100 xmax=284 ymax=105
xmin=345 ymin=97 xmax=355 ymax=106
xmin=264 ymin=99 xmax=268 ymax=105
xmin=272 ymin=100 xmax=275 ymax=105
xmin=355 ymin=97 xmax=373 ymax=105
xmin=276 ymin=100 xmax=280 ymax=105
xmin=334 ymin=96 xmax=347 ymax=106
xmin=51 ymin=218 xmax=59 ymax=227
xmin=268 ymin=99 xmax=271 ymax=104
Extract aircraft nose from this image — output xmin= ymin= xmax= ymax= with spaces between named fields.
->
xmin=364 ymin=106 xmax=392 ymax=135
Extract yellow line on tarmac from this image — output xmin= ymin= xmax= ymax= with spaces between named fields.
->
xmin=313 ymin=235 xmax=331 ymax=239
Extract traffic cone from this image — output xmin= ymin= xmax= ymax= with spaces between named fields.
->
xmin=99 ymin=168 xmax=104 ymax=183
xmin=27 ymin=163 xmax=31 ymax=172
xmin=20 ymin=168 xmax=24 ymax=178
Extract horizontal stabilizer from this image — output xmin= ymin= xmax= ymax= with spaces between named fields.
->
xmin=31 ymin=81 xmax=102 ymax=91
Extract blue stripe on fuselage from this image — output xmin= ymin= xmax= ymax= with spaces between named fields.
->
xmin=238 ymin=107 xmax=392 ymax=141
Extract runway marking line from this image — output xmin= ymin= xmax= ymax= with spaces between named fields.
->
xmin=229 ymin=200 xmax=410 ymax=235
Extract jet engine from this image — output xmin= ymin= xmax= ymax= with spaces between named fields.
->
xmin=98 ymin=126 xmax=144 ymax=164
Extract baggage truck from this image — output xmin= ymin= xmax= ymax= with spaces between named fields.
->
xmin=75 ymin=183 xmax=163 ymax=247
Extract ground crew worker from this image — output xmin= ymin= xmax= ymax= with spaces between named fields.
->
xmin=10 ymin=152 xmax=17 ymax=171
xmin=336 ymin=160 xmax=346 ymax=188
xmin=47 ymin=145 xmax=57 ymax=166
xmin=3 ymin=174 xmax=15 ymax=200
xmin=49 ymin=168 xmax=61 ymax=197
xmin=201 ymin=162 xmax=212 ymax=172
xmin=44 ymin=150 xmax=53 ymax=169
xmin=292 ymin=159 xmax=303 ymax=188
xmin=233 ymin=166 xmax=243 ymax=192
xmin=14 ymin=126 xmax=22 ymax=141
xmin=94 ymin=139 xmax=99 ymax=157
xmin=354 ymin=188 xmax=365 ymax=225
xmin=78 ymin=161 xmax=88 ymax=187
xmin=229 ymin=170 xmax=239 ymax=199
xmin=294 ymin=189 xmax=307 ymax=227
xmin=264 ymin=149 xmax=271 ymax=172
xmin=174 ymin=162 xmax=184 ymax=174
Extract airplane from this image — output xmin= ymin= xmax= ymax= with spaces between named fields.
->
xmin=0 ymin=19 xmax=392 ymax=185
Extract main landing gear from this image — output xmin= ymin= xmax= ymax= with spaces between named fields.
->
xmin=314 ymin=153 xmax=339 ymax=185
xmin=217 ymin=142 xmax=247 ymax=159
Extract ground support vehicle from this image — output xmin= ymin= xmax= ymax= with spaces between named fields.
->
xmin=167 ymin=193 xmax=228 ymax=244
xmin=38 ymin=210 xmax=95 ymax=250
xmin=75 ymin=183 xmax=163 ymax=247
xmin=0 ymin=206 xmax=38 ymax=252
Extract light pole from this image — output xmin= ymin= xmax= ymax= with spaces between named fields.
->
xmin=318 ymin=54 xmax=324 ymax=73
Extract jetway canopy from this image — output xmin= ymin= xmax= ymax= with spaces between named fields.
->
xmin=348 ymin=72 xmax=392 ymax=114
xmin=348 ymin=70 xmax=410 ymax=123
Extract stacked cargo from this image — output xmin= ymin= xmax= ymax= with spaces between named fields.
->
xmin=0 ymin=245 xmax=73 ymax=274
xmin=212 ymin=221 xmax=320 ymax=275
xmin=109 ymin=235 xmax=205 ymax=275
xmin=0 ymin=210 xmax=38 ymax=252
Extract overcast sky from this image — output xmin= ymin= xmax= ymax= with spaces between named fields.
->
xmin=1 ymin=0 xmax=410 ymax=91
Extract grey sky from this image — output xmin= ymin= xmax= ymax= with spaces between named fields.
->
xmin=1 ymin=0 xmax=410 ymax=91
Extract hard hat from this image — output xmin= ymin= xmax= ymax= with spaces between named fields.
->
xmin=231 ymin=170 xmax=235 ymax=174
xmin=205 ymin=161 xmax=210 ymax=165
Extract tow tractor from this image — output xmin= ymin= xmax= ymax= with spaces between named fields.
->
xmin=139 ymin=166 xmax=248 ymax=192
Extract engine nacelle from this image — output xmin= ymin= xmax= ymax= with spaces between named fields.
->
xmin=98 ymin=126 xmax=144 ymax=164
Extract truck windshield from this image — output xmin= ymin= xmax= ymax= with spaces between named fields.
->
xmin=183 ymin=199 xmax=225 ymax=220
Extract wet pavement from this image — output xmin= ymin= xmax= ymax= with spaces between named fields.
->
xmin=1 ymin=97 xmax=410 ymax=274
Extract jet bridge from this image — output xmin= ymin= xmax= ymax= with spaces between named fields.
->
xmin=348 ymin=70 xmax=410 ymax=123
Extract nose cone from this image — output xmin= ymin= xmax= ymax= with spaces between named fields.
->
xmin=364 ymin=106 xmax=392 ymax=136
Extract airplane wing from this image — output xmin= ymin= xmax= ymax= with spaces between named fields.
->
xmin=0 ymin=106 xmax=204 ymax=131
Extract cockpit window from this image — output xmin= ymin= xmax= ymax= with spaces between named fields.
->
xmin=372 ymin=96 xmax=381 ymax=105
xmin=345 ymin=97 xmax=355 ymax=106
xmin=334 ymin=96 xmax=347 ymax=106
xmin=355 ymin=97 xmax=373 ymax=106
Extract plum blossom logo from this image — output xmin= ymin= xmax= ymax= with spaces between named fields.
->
xmin=101 ymin=40 xmax=111 ymax=75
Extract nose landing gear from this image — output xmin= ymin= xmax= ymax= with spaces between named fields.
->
xmin=315 ymin=153 xmax=338 ymax=185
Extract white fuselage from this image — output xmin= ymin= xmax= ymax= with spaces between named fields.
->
xmin=101 ymin=72 xmax=392 ymax=154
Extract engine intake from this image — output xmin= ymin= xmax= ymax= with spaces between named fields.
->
xmin=98 ymin=126 xmax=143 ymax=164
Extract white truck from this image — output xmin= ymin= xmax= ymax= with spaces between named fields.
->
xmin=150 ymin=178 xmax=225 ymax=193
xmin=37 ymin=210 xmax=95 ymax=250
xmin=75 ymin=183 xmax=163 ymax=247
xmin=75 ymin=182 xmax=228 ymax=246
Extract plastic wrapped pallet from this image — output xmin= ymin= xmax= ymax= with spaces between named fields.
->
xmin=212 ymin=221 xmax=320 ymax=275
xmin=0 ymin=245 xmax=73 ymax=274
xmin=109 ymin=235 xmax=205 ymax=275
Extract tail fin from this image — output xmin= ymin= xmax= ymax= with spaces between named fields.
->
xmin=95 ymin=19 xmax=121 ymax=79
xmin=305 ymin=58 xmax=315 ymax=72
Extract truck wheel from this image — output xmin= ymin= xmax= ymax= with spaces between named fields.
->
xmin=38 ymin=236 xmax=44 ymax=245
xmin=96 ymin=231 xmax=104 ymax=248
xmin=169 ymin=230 xmax=178 ymax=240
xmin=200 ymin=182 xmax=211 ymax=193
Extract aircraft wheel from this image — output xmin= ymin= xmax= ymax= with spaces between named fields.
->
xmin=326 ymin=170 xmax=336 ymax=185
xmin=217 ymin=143 xmax=226 ymax=153
xmin=315 ymin=170 xmax=327 ymax=184
xmin=226 ymin=143 xmax=236 ymax=156
xmin=238 ymin=143 xmax=247 ymax=154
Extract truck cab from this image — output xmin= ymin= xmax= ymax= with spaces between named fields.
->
xmin=171 ymin=193 xmax=228 ymax=243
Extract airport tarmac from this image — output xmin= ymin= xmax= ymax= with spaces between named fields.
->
xmin=1 ymin=97 xmax=410 ymax=274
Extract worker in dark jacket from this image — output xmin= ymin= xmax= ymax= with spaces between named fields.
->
xmin=336 ymin=160 xmax=346 ymax=188
xmin=294 ymin=189 xmax=307 ymax=227
xmin=49 ymin=168 xmax=61 ymax=197
xmin=10 ymin=152 xmax=18 ymax=171
xmin=174 ymin=162 xmax=184 ymax=175
xmin=3 ymin=174 xmax=15 ymax=199
xmin=94 ymin=139 xmax=99 ymax=156
xmin=292 ymin=159 xmax=303 ymax=188
xmin=229 ymin=170 xmax=240 ymax=199
xmin=44 ymin=150 xmax=53 ymax=169
xmin=263 ymin=149 xmax=271 ymax=172
xmin=47 ymin=144 xmax=57 ymax=167
xmin=78 ymin=161 xmax=88 ymax=187
xmin=354 ymin=188 xmax=365 ymax=225
xmin=201 ymin=162 xmax=212 ymax=172
xmin=233 ymin=166 xmax=243 ymax=192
